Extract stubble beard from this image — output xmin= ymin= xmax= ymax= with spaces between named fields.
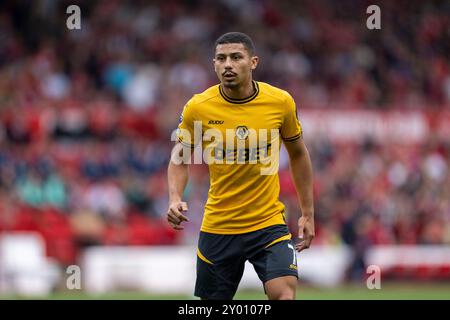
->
xmin=222 ymin=80 xmax=239 ymax=89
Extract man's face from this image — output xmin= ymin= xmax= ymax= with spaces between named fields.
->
xmin=213 ymin=43 xmax=258 ymax=89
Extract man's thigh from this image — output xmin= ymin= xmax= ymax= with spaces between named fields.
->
xmin=250 ymin=238 xmax=299 ymax=283
xmin=194 ymin=231 xmax=246 ymax=300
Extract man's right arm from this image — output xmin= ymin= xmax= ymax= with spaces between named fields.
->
xmin=167 ymin=143 xmax=192 ymax=230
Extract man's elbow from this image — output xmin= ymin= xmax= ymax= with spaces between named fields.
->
xmin=169 ymin=158 xmax=190 ymax=168
xmin=287 ymin=144 xmax=307 ymax=160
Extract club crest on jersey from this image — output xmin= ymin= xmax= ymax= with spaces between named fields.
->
xmin=236 ymin=126 xmax=249 ymax=140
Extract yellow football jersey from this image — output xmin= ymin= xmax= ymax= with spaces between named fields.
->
xmin=176 ymin=81 xmax=302 ymax=234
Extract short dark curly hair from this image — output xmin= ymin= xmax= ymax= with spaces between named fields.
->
xmin=214 ymin=32 xmax=255 ymax=55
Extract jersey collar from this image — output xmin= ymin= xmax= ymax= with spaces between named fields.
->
xmin=219 ymin=81 xmax=259 ymax=104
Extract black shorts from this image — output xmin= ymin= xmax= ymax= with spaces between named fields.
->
xmin=194 ymin=224 xmax=298 ymax=300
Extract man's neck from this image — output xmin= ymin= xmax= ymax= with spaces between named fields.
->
xmin=221 ymin=80 xmax=255 ymax=100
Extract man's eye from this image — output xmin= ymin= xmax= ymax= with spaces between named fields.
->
xmin=217 ymin=57 xmax=225 ymax=61
xmin=233 ymin=56 xmax=241 ymax=60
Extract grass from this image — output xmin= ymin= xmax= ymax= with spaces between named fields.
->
xmin=2 ymin=282 xmax=450 ymax=300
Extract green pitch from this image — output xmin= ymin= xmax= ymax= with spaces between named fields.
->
xmin=2 ymin=282 xmax=450 ymax=300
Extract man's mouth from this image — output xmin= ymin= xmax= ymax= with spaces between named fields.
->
xmin=223 ymin=72 xmax=236 ymax=79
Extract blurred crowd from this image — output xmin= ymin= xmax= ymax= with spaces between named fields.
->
xmin=0 ymin=0 xmax=449 ymax=276
xmin=281 ymin=137 xmax=450 ymax=278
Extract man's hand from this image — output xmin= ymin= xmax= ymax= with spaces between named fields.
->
xmin=295 ymin=215 xmax=315 ymax=252
xmin=167 ymin=201 xmax=189 ymax=230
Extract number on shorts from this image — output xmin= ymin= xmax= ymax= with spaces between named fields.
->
xmin=287 ymin=243 xmax=297 ymax=265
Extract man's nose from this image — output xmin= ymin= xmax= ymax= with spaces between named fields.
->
xmin=224 ymin=57 xmax=232 ymax=68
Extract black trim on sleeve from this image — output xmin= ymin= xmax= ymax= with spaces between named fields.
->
xmin=177 ymin=137 xmax=197 ymax=148
xmin=282 ymin=133 xmax=302 ymax=141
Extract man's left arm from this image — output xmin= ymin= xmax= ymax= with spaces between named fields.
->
xmin=283 ymin=138 xmax=315 ymax=252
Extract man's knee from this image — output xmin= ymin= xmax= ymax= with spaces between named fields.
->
xmin=270 ymin=290 xmax=295 ymax=300
xmin=265 ymin=276 xmax=297 ymax=300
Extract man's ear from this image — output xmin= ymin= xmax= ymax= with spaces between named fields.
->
xmin=251 ymin=56 xmax=259 ymax=70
